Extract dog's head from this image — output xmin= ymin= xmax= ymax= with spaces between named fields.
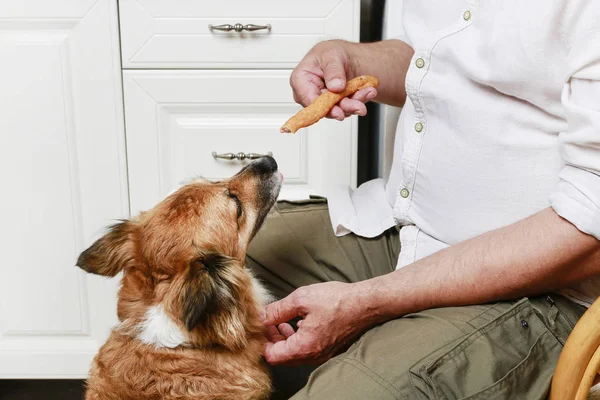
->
xmin=76 ymin=156 xmax=282 ymax=349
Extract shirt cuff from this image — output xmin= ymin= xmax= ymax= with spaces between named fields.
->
xmin=549 ymin=166 xmax=600 ymax=240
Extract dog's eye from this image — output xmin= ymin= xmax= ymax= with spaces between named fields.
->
xmin=228 ymin=192 xmax=243 ymax=219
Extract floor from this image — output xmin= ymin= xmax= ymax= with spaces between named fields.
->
xmin=1 ymin=379 xmax=599 ymax=399
xmin=0 ymin=380 xmax=85 ymax=400
xmin=0 ymin=369 xmax=312 ymax=400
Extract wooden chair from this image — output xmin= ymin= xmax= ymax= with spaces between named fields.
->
xmin=550 ymin=297 xmax=600 ymax=399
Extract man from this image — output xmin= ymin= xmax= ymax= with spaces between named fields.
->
xmin=246 ymin=2 xmax=600 ymax=399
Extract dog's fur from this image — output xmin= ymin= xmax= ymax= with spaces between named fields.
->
xmin=76 ymin=157 xmax=282 ymax=400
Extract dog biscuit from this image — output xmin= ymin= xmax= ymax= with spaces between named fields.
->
xmin=280 ymin=75 xmax=380 ymax=134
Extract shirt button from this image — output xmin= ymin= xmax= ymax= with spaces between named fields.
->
xmin=463 ymin=10 xmax=472 ymax=21
xmin=415 ymin=122 xmax=424 ymax=133
xmin=415 ymin=58 xmax=425 ymax=68
xmin=400 ymin=188 xmax=410 ymax=198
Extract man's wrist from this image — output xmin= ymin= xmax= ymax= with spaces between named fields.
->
xmin=353 ymin=278 xmax=400 ymax=325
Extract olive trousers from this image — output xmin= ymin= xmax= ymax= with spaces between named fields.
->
xmin=246 ymin=199 xmax=586 ymax=400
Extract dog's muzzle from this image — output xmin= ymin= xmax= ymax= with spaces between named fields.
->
xmin=245 ymin=155 xmax=278 ymax=176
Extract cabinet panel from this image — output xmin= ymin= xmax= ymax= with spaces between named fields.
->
xmin=123 ymin=70 xmax=357 ymax=215
xmin=169 ymin=111 xmax=307 ymax=184
xmin=0 ymin=0 xmax=127 ymax=378
xmin=119 ymin=0 xmax=359 ymax=68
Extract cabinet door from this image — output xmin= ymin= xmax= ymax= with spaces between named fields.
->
xmin=123 ymin=70 xmax=357 ymax=215
xmin=0 ymin=0 xmax=127 ymax=377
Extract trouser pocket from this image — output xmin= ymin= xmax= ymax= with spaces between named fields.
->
xmin=415 ymin=298 xmax=563 ymax=400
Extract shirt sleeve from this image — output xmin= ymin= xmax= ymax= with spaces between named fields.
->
xmin=548 ymin=1 xmax=600 ymax=240
xmin=382 ymin=0 xmax=410 ymax=46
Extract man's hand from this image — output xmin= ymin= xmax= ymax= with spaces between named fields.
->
xmin=290 ymin=39 xmax=414 ymax=115
xmin=290 ymin=40 xmax=378 ymax=121
xmin=262 ymin=281 xmax=377 ymax=365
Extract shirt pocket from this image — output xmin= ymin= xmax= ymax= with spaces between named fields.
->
xmin=417 ymin=298 xmax=563 ymax=400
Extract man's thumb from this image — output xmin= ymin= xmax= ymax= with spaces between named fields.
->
xmin=323 ymin=61 xmax=347 ymax=92
xmin=262 ymin=296 xmax=300 ymax=326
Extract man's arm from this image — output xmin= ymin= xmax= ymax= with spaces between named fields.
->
xmin=262 ymin=208 xmax=600 ymax=365
xmin=361 ymin=208 xmax=600 ymax=324
xmin=290 ymin=39 xmax=414 ymax=120
xmin=345 ymin=39 xmax=415 ymax=107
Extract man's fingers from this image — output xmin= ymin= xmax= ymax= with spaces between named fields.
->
xmin=339 ymin=98 xmax=368 ymax=117
xmin=321 ymin=87 xmax=378 ymax=119
xmin=263 ymin=293 xmax=303 ymax=326
xmin=290 ymin=70 xmax=324 ymax=107
xmin=264 ymin=331 xmax=310 ymax=365
xmin=264 ymin=340 xmax=294 ymax=365
xmin=265 ymin=325 xmax=285 ymax=343
xmin=278 ymin=323 xmax=296 ymax=339
xmin=291 ymin=65 xmax=375 ymax=120
xmin=350 ymin=87 xmax=378 ymax=103
xmin=339 ymin=88 xmax=377 ymax=116
xmin=328 ymin=106 xmax=346 ymax=121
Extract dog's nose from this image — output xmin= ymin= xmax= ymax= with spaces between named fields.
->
xmin=251 ymin=155 xmax=278 ymax=175
xmin=262 ymin=156 xmax=278 ymax=172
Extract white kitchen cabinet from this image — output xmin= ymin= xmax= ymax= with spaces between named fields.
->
xmin=0 ymin=0 xmax=360 ymax=378
xmin=123 ymin=70 xmax=356 ymax=214
xmin=0 ymin=0 xmax=127 ymax=377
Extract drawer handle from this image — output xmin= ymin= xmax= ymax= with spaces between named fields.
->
xmin=208 ymin=23 xmax=272 ymax=33
xmin=212 ymin=151 xmax=273 ymax=161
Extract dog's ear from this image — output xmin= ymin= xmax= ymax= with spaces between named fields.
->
xmin=76 ymin=220 xmax=137 ymax=276
xmin=182 ymin=253 xmax=238 ymax=331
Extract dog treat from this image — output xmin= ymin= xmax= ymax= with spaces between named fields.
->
xmin=280 ymin=75 xmax=380 ymax=134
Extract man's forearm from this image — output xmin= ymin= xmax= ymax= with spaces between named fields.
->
xmin=358 ymin=208 xmax=600 ymax=322
xmin=345 ymin=40 xmax=414 ymax=107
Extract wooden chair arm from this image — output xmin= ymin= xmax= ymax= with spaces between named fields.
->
xmin=550 ymin=296 xmax=600 ymax=400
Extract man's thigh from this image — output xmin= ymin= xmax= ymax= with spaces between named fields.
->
xmin=246 ymin=198 xmax=401 ymax=300
xmin=292 ymin=295 xmax=585 ymax=400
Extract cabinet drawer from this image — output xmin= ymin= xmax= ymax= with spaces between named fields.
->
xmin=123 ymin=70 xmax=356 ymax=214
xmin=119 ymin=0 xmax=359 ymax=69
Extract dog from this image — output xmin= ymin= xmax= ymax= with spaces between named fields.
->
xmin=76 ymin=156 xmax=282 ymax=400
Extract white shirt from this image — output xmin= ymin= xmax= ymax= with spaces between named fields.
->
xmin=326 ymin=0 xmax=600 ymax=307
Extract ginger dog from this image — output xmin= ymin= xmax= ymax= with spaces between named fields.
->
xmin=76 ymin=156 xmax=282 ymax=400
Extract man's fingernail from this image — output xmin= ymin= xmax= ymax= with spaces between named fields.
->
xmin=353 ymin=110 xmax=364 ymax=116
xmin=365 ymin=92 xmax=377 ymax=101
xmin=329 ymin=78 xmax=343 ymax=88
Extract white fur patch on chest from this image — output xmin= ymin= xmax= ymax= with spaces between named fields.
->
xmin=138 ymin=304 xmax=188 ymax=348
xmin=248 ymin=269 xmax=275 ymax=307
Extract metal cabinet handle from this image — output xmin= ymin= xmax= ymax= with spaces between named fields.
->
xmin=243 ymin=24 xmax=272 ymax=32
xmin=212 ymin=151 xmax=273 ymax=161
xmin=208 ymin=23 xmax=271 ymax=32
